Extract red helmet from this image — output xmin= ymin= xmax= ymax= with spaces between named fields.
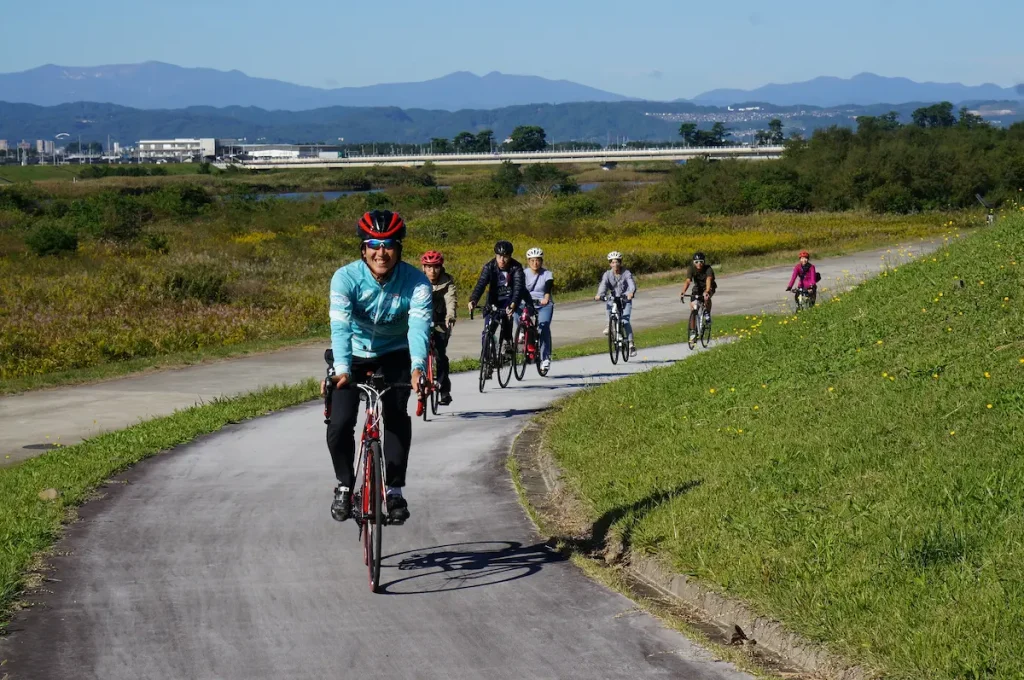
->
xmin=799 ymin=250 xmax=810 ymax=258
xmin=357 ymin=209 xmax=406 ymax=241
xmin=420 ymin=250 xmax=444 ymax=265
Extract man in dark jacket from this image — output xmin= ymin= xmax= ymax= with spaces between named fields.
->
xmin=468 ymin=240 xmax=526 ymax=362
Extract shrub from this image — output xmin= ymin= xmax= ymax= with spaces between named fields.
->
xmin=25 ymin=220 xmax=78 ymax=256
xmin=491 ymin=161 xmax=523 ymax=197
xmin=539 ymin=194 xmax=602 ymax=222
xmin=867 ymin=184 xmax=918 ymax=214
xmin=144 ymin=232 xmax=170 ymax=254
xmin=163 ymin=265 xmax=227 ymax=303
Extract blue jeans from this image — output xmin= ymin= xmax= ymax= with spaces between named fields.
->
xmin=535 ymin=303 xmax=554 ymax=361
xmin=606 ymin=300 xmax=633 ymax=343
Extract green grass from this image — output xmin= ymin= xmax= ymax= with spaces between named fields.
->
xmin=0 ymin=163 xmax=203 ymax=183
xmin=0 ymin=378 xmax=319 ymax=627
xmin=546 ymin=217 xmax=1024 ymax=679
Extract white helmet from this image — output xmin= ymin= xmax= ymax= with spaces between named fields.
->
xmin=526 ymin=247 xmax=544 ymax=259
xmin=607 ymin=251 xmax=623 ymax=261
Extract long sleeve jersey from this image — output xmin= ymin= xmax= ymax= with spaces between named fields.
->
xmin=787 ymin=263 xmax=818 ymax=289
xmin=329 ymin=259 xmax=433 ymax=376
xmin=596 ymin=269 xmax=637 ymax=298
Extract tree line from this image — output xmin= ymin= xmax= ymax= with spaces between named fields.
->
xmin=658 ymin=102 xmax=1024 ymax=214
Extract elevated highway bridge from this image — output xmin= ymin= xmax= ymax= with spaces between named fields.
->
xmin=220 ymin=145 xmax=785 ymax=169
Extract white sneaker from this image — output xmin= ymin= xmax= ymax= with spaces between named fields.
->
xmin=629 ymin=345 xmax=637 ymax=356
xmin=602 ymin=326 xmax=610 ymax=335
xmin=541 ymin=359 xmax=551 ymax=371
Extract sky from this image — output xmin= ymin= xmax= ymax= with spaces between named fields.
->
xmin=3 ymin=0 xmax=1022 ymax=99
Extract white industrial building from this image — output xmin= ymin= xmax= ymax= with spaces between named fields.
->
xmin=137 ymin=138 xmax=216 ymax=161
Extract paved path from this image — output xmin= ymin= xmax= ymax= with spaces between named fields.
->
xmin=0 ymin=238 xmax=939 ymax=464
xmin=1 ymin=344 xmax=763 ymax=680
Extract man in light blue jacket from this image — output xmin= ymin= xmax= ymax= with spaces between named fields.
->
xmin=325 ymin=210 xmax=432 ymax=524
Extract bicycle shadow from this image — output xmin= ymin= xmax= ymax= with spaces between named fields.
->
xmin=452 ymin=408 xmax=545 ymax=419
xmin=377 ymin=540 xmax=566 ymax=594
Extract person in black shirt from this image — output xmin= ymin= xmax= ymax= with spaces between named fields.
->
xmin=680 ymin=251 xmax=716 ymax=343
xmin=468 ymin=240 xmax=526 ymax=362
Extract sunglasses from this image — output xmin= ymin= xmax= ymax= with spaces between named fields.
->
xmin=364 ymin=238 xmax=399 ymax=250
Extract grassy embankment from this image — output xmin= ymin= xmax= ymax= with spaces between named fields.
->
xmin=1 ymin=170 xmax=974 ymax=392
xmin=546 ymin=215 xmax=1024 ymax=679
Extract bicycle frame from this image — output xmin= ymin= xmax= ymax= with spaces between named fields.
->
xmin=354 ymin=380 xmax=389 ymax=520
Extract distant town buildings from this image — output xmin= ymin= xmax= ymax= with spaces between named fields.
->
xmin=0 ymin=140 xmax=7 ymax=152
xmin=137 ymin=138 xmax=217 ymax=161
xmin=36 ymin=140 xmax=55 ymax=154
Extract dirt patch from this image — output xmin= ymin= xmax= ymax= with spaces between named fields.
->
xmin=510 ymin=415 xmax=875 ymax=680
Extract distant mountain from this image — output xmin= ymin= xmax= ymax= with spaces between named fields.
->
xmin=692 ymin=73 xmax=1022 ymax=107
xmin=0 ymin=62 xmax=634 ymax=111
xmin=3 ymin=99 xmax=1021 ymax=148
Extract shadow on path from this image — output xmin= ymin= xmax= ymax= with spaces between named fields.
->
xmin=452 ymin=408 xmax=545 ymax=420
xmin=378 ymin=540 xmax=566 ymax=594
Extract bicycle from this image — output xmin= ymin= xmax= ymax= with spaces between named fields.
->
xmin=417 ymin=323 xmax=452 ymax=420
xmin=792 ymin=287 xmax=816 ymax=312
xmin=513 ymin=307 xmax=549 ymax=380
xmin=601 ymin=294 xmax=631 ymax=365
xmin=684 ymin=293 xmax=713 ymax=350
xmin=471 ymin=304 xmax=514 ymax=392
xmin=323 ymin=350 xmax=400 ymax=594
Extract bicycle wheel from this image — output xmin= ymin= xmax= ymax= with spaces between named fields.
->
xmin=513 ymin=325 xmax=528 ymax=381
xmin=497 ymin=335 xmax=514 ymax=388
xmin=700 ymin=314 xmax=713 ymax=347
xmin=430 ymin=379 xmax=439 ymax=415
xmin=619 ymin=318 xmax=631 ymax=363
xmin=478 ymin=333 xmax=491 ymax=393
xmin=368 ymin=440 xmax=384 ymax=593
xmin=608 ymin=314 xmax=620 ymax=365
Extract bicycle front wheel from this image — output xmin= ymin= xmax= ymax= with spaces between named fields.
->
xmin=619 ymin=319 xmax=631 ymax=363
xmin=608 ymin=315 xmax=620 ymax=365
xmin=700 ymin=315 xmax=713 ymax=347
xmin=513 ymin=325 xmax=528 ymax=381
xmin=478 ymin=333 xmax=492 ymax=393
xmin=368 ymin=440 xmax=384 ymax=593
xmin=497 ymin=336 xmax=514 ymax=388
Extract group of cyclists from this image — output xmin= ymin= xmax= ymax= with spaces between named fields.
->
xmin=323 ymin=208 xmax=820 ymax=525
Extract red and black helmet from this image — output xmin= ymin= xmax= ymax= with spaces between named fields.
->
xmin=420 ymin=250 xmax=444 ymax=265
xmin=357 ymin=209 xmax=406 ymax=241
xmin=799 ymin=250 xmax=810 ymax=258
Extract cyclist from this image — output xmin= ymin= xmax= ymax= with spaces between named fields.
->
xmin=468 ymin=241 xmax=526 ymax=370
xmin=680 ymin=251 xmax=716 ymax=344
xmin=595 ymin=251 xmax=637 ymax=357
xmin=326 ymin=209 xmax=432 ymax=525
xmin=524 ymin=247 xmax=554 ymax=373
xmin=420 ymin=250 xmax=456 ymax=405
xmin=785 ymin=250 xmax=818 ymax=307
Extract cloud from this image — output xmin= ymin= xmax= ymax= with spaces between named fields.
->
xmin=324 ymin=78 xmax=339 ymax=87
xmin=648 ymin=70 xmax=663 ymax=80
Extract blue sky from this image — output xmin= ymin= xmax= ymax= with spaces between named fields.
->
xmin=4 ymin=0 xmax=1022 ymax=98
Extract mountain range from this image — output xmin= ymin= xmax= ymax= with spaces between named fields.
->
xmin=0 ymin=62 xmax=633 ymax=111
xmin=692 ymin=72 xmax=1023 ymax=108
xmin=4 ymin=99 xmax=1022 ymax=147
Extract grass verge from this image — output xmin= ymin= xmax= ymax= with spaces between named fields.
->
xmin=0 ymin=378 xmax=319 ymax=628
xmin=545 ymin=216 xmax=1023 ymax=679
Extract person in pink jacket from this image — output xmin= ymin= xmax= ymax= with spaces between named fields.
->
xmin=785 ymin=250 xmax=819 ymax=306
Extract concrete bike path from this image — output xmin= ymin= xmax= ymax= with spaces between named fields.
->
xmin=0 ymin=238 xmax=940 ymax=464
xmin=0 ymin=343 xmax=759 ymax=680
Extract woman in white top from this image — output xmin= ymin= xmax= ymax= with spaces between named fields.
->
xmin=524 ymin=247 xmax=554 ymax=372
xmin=595 ymin=251 xmax=637 ymax=356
